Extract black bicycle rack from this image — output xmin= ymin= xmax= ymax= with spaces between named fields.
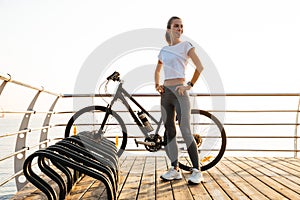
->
xmin=23 ymin=132 xmax=119 ymax=200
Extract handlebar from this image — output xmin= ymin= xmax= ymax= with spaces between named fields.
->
xmin=106 ymin=71 xmax=120 ymax=82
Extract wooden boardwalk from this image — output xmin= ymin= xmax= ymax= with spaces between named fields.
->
xmin=66 ymin=156 xmax=300 ymax=200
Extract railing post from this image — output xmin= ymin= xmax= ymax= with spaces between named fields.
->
xmin=0 ymin=74 xmax=11 ymax=95
xmin=39 ymin=96 xmax=60 ymax=149
xmin=14 ymin=90 xmax=41 ymax=190
xmin=295 ymin=94 xmax=300 ymax=158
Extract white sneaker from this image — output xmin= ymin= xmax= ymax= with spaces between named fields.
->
xmin=188 ymin=168 xmax=204 ymax=184
xmin=160 ymin=166 xmax=182 ymax=181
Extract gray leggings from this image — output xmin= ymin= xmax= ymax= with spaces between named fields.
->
xmin=161 ymin=85 xmax=199 ymax=169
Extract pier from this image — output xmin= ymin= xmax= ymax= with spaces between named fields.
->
xmin=1 ymin=74 xmax=300 ymax=199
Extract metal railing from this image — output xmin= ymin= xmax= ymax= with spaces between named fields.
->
xmin=61 ymin=93 xmax=300 ymax=157
xmin=1 ymin=73 xmax=300 ymax=197
xmin=0 ymin=73 xmax=61 ymax=192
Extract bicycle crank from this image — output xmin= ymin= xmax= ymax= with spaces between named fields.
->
xmin=134 ymin=134 xmax=163 ymax=152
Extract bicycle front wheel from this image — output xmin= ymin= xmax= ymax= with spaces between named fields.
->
xmin=65 ymin=105 xmax=127 ymax=157
xmin=179 ymin=109 xmax=226 ymax=171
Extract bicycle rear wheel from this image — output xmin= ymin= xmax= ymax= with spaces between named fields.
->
xmin=65 ymin=105 xmax=127 ymax=157
xmin=179 ymin=109 xmax=226 ymax=171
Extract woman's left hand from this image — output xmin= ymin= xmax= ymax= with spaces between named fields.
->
xmin=175 ymin=85 xmax=191 ymax=96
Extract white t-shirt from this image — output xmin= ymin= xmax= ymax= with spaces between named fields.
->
xmin=158 ymin=41 xmax=194 ymax=80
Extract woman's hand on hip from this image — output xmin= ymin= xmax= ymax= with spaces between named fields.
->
xmin=175 ymin=85 xmax=191 ymax=96
xmin=156 ymin=85 xmax=165 ymax=94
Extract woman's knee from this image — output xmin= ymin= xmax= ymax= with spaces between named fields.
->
xmin=165 ymin=127 xmax=176 ymax=139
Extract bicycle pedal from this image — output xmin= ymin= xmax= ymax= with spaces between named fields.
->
xmin=135 ymin=139 xmax=155 ymax=147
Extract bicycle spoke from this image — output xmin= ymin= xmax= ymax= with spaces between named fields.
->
xmin=179 ymin=110 xmax=226 ymax=171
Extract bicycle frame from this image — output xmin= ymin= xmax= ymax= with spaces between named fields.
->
xmin=101 ymin=81 xmax=163 ymax=138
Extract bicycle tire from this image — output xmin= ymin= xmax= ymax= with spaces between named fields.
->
xmin=178 ymin=109 xmax=226 ymax=171
xmin=65 ymin=105 xmax=128 ymax=157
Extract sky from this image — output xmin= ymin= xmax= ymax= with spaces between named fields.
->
xmin=0 ymin=0 xmax=300 ymax=108
xmin=0 ymin=1 xmax=299 ymax=195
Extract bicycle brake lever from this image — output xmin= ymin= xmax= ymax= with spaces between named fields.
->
xmin=107 ymin=71 xmax=120 ymax=81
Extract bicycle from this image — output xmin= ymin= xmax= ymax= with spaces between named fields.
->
xmin=65 ymin=71 xmax=226 ymax=171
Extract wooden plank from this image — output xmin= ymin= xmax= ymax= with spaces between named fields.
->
xmin=118 ymin=156 xmax=137 ymax=199
xmin=118 ymin=156 xmax=132 ymax=189
xmin=155 ymin=156 xmax=174 ymax=200
xmin=273 ymin=157 xmax=300 ymax=172
xmin=178 ymin=157 xmax=211 ymax=200
xmin=67 ymin=158 xmax=128 ymax=200
xmin=10 ymin=181 xmax=47 ymax=200
xmin=171 ymin=170 xmax=194 ymax=200
xmin=232 ymin=157 xmax=290 ymax=199
xmin=136 ymin=157 xmax=156 ymax=200
xmin=256 ymin=157 xmax=300 ymax=185
xmin=67 ymin=156 xmax=126 ymax=200
xmin=284 ymin=157 xmax=300 ymax=167
xmin=73 ymin=156 xmax=126 ymax=200
xmin=202 ymin=169 xmax=231 ymax=200
xmin=215 ymin=159 xmax=268 ymax=200
xmin=208 ymin=162 xmax=250 ymax=200
xmin=66 ymin=176 xmax=104 ymax=200
xmin=118 ymin=157 xmax=146 ymax=200
xmin=11 ymin=166 xmax=71 ymax=200
xmin=224 ymin=157 xmax=287 ymax=199
xmin=243 ymin=157 xmax=300 ymax=199
xmin=182 ymin=172 xmax=211 ymax=200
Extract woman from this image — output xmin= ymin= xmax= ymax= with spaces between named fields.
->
xmin=155 ymin=16 xmax=204 ymax=184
